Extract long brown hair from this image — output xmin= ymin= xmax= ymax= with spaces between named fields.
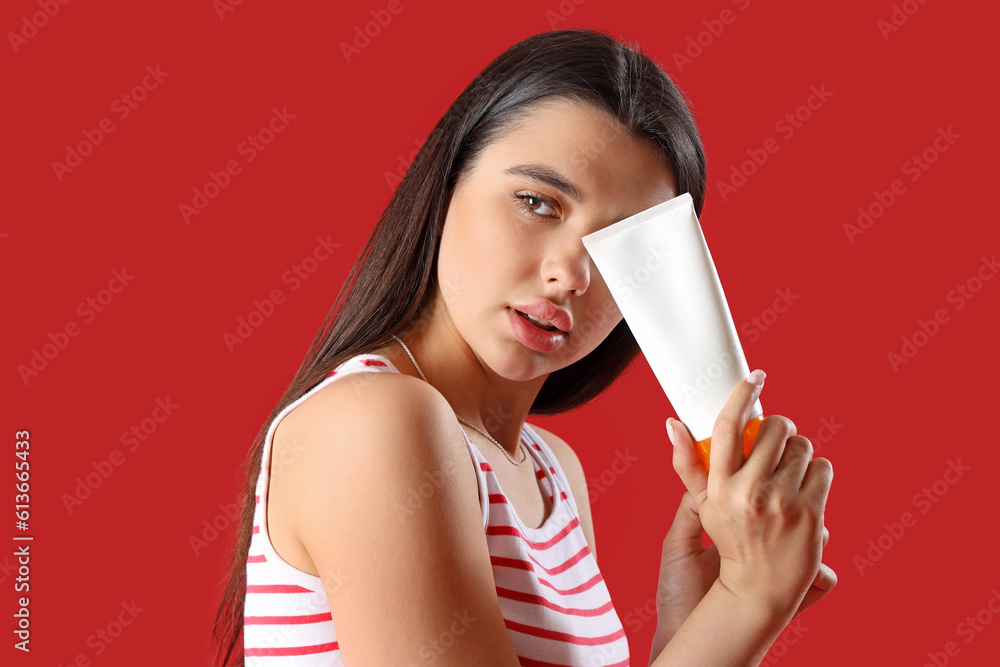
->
xmin=212 ymin=27 xmax=706 ymax=665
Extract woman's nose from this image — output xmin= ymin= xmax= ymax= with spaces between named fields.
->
xmin=542 ymin=240 xmax=591 ymax=296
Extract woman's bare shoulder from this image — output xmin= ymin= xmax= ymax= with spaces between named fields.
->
xmin=270 ymin=364 xmax=478 ymax=522
xmin=278 ymin=358 xmax=435 ymax=438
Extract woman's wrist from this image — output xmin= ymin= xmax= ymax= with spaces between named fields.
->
xmin=648 ymin=579 xmax=793 ymax=667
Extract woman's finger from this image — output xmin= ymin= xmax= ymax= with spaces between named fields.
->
xmin=709 ymin=370 xmax=766 ymax=482
xmin=792 ymin=562 xmax=837 ymax=620
xmin=772 ymin=434 xmax=813 ymax=490
xmin=669 ymin=418 xmax=709 ymax=504
xmin=801 ymin=457 xmax=835 ymax=508
xmin=740 ymin=415 xmax=795 ymax=482
xmin=661 ymin=491 xmax=706 ymax=560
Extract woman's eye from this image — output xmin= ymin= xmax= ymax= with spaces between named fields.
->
xmin=512 ymin=193 xmax=559 ymax=220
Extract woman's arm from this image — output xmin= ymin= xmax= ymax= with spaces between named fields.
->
xmin=651 ymin=371 xmax=835 ymax=665
xmin=650 ymin=579 xmax=791 ymax=666
xmin=278 ymin=373 xmax=524 ymax=665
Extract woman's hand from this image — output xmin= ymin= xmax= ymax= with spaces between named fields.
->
xmin=653 ymin=486 xmax=832 ymax=652
xmin=662 ymin=371 xmax=836 ymax=631
xmin=650 ymin=490 xmax=720 ymax=657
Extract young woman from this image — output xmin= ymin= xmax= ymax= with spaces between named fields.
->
xmin=213 ymin=28 xmax=835 ymax=666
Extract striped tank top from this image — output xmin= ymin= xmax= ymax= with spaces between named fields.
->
xmin=244 ymin=353 xmax=630 ymax=666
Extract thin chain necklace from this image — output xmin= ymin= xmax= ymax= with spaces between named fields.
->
xmin=391 ymin=334 xmax=528 ymax=466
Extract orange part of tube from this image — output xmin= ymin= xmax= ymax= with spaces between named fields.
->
xmin=695 ymin=415 xmax=764 ymax=472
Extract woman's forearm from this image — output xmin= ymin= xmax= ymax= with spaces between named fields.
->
xmin=649 ymin=579 xmax=792 ymax=667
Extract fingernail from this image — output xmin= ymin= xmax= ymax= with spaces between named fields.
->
xmin=666 ymin=418 xmax=677 ymax=447
xmin=746 ymin=369 xmax=766 ymax=386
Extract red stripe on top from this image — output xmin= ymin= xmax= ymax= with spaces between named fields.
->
xmin=505 ymin=618 xmax=626 ymax=645
xmin=252 ymin=524 xmax=260 ymax=534
xmin=524 ymin=544 xmax=591 ymax=576
xmin=491 ymin=544 xmax=598 ymax=581
xmin=496 ymin=586 xmax=615 ymax=617
xmin=486 ymin=517 xmax=582 ymax=550
xmin=245 ymin=584 xmax=314 ymax=594
xmin=244 ymin=641 xmax=339 ymax=657
xmin=525 ymin=543 xmax=591 ymax=576
xmin=536 ymin=571 xmax=605 ymax=596
xmin=247 ymin=554 xmax=267 ymax=564
xmin=490 ymin=557 xmax=605 ymax=594
xmin=245 ymin=612 xmax=333 ymax=625
xmin=489 ymin=491 xmax=567 ymax=507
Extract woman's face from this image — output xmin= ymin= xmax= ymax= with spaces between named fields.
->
xmin=436 ymin=97 xmax=678 ymax=381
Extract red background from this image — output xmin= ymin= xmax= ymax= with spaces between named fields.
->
xmin=4 ymin=0 xmax=999 ymax=664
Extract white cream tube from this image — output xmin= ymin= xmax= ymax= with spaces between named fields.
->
xmin=581 ymin=192 xmax=763 ymax=469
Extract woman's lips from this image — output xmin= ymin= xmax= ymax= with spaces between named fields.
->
xmin=508 ymin=307 xmax=567 ymax=352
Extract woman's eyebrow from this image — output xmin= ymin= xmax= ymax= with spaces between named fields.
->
xmin=503 ymin=164 xmax=584 ymax=204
